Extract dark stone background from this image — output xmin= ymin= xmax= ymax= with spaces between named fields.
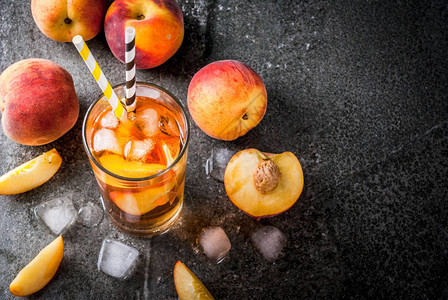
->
xmin=1 ymin=0 xmax=447 ymax=299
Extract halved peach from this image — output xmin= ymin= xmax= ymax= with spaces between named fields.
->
xmin=173 ymin=261 xmax=214 ymax=300
xmin=0 ymin=148 xmax=62 ymax=195
xmin=10 ymin=236 xmax=64 ymax=296
xmin=224 ymin=149 xmax=303 ymax=218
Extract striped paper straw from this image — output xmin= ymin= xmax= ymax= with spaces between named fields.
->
xmin=72 ymin=35 xmax=128 ymax=123
xmin=125 ymin=27 xmax=136 ymax=111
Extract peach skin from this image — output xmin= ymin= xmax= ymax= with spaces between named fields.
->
xmin=105 ymin=0 xmax=184 ymax=69
xmin=31 ymin=0 xmax=107 ymax=42
xmin=0 ymin=59 xmax=79 ymax=145
xmin=187 ymin=60 xmax=267 ymax=141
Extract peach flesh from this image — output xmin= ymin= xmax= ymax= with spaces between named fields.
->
xmin=173 ymin=261 xmax=215 ymax=300
xmin=224 ymin=149 xmax=304 ymax=218
xmin=0 ymin=149 xmax=62 ymax=195
xmin=9 ymin=236 xmax=64 ymax=296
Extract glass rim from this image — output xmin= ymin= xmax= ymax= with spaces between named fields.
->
xmin=82 ymin=81 xmax=190 ymax=182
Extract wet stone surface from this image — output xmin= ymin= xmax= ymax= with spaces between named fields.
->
xmin=1 ymin=0 xmax=448 ymax=299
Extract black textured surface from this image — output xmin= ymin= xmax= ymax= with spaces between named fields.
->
xmin=1 ymin=0 xmax=448 ymax=299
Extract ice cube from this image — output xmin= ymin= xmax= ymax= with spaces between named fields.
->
xmin=251 ymin=226 xmax=286 ymax=262
xmin=98 ymin=237 xmax=139 ymax=278
xmin=137 ymin=88 xmax=161 ymax=99
xmin=124 ymin=138 xmax=156 ymax=161
xmin=135 ymin=108 xmax=160 ymax=137
xmin=34 ymin=197 xmax=77 ymax=235
xmin=93 ymin=128 xmax=123 ymax=155
xmin=78 ymin=202 xmax=103 ymax=227
xmin=199 ymin=227 xmax=231 ymax=263
xmin=159 ymin=113 xmax=180 ymax=137
xmin=205 ymin=148 xmax=237 ymax=182
xmin=100 ymin=111 xmax=120 ymax=129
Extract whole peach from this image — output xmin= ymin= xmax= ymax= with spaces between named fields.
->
xmin=187 ymin=60 xmax=267 ymax=141
xmin=31 ymin=0 xmax=108 ymax=42
xmin=104 ymin=0 xmax=184 ymax=69
xmin=0 ymin=59 xmax=79 ymax=146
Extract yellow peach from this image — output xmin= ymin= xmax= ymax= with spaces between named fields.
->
xmin=187 ymin=60 xmax=267 ymax=141
xmin=224 ymin=149 xmax=304 ymax=218
xmin=0 ymin=59 xmax=79 ymax=145
xmin=31 ymin=0 xmax=107 ymax=42
xmin=173 ymin=261 xmax=214 ymax=300
xmin=98 ymin=153 xmax=166 ymax=178
xmin=0 ymin=149 xmax=62 ymax=195
xmin=104 ymin=0 xmax=184 ymax=69
xmin=10 ymin=236 xmax=64 ymax=296
xmin=110 ymin=183 xmax=174 ymax=216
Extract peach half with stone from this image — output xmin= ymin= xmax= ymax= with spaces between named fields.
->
xmin=224 ymin=148 xmax=304 ymax=218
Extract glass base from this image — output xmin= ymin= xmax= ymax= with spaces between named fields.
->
xmin=101 ymin=197 xmax=183 ymax=237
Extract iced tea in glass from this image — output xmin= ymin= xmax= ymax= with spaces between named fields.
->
xmin=82 ymin=82 xmax=189 ymax=236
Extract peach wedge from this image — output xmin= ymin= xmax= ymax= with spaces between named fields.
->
xmin=10 ymin=236 xmax=64 ymax=296
xmin=224 ymin=149 xmax=304 ymax=218
xmin=0 ymin=148 xmax=62 ymax=195
xmin=110 ymin=185 xmax=173 ymax=216
xmin=174 ymin=261 xmax=214 ymax=300
xmin=98 ymin=153 xmax=165 ymax=178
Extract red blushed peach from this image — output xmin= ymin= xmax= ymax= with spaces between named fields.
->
xmin=0 ymin=59 xmax=79 ymax=146
xmin=187 ymin=60 xmax=267 ymax=141
xmin=31 ymin=0 xmax=107 ymax=42
xmin=224 ymin=149 xmax=304 ymax=218
xmin=104 ymin=0 xmax=184 ymax=69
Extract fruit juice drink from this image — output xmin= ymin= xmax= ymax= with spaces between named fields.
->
xmin=83 ymin=82 xmax=189 ymax=236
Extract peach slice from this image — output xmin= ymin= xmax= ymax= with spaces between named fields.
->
xmin=99 ymin=153 xmax=165 ymax=178
xmin=10 ymin=236 xmax=64 ymax=296
xmin=161 ymin=137 xmax=181 ymax=166
xmin=224 ymin=149 xmax=304 ymax=218
xmin=173 ymin=261 xmax=214 ymax=300
xmin=110 ymin=178 xmax=175 ymax=215
xmin=0 ymin=148 xmax=62 ymax=195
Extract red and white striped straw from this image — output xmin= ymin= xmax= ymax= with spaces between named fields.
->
xmin=125 ymin=27 xmax=136 ymax=112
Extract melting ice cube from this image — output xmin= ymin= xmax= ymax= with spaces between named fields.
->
xmin=205 ymin=148 xmax=236 ymax=182
xmin=78 ymin=202 xmax=103 ymax=227
xmin=199 ymin=227 xmax=231 ymax=263
xmin=98 ymin=237 xmax=139 ymax=279
xmin=34 ymin=197 xmax=77 ymax=235
xmin=100 ymin=111 xmax=119 ymax=129
xmin=93 ymin=128 xmax=123 ymax=155
xmin=159 ymin=113 xmax=180 ymax=137
xmin=135 ymin=108 xmax=160 ymax=137
xmin=251 ymin=226 xmax=286 ymax=262
xmin=124 ymin=138 xmax=156 ymax=161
